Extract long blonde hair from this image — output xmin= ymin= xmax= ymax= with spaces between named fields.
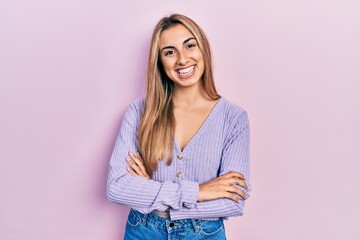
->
xmin=138 ymin=13 xmax=220 ymax=177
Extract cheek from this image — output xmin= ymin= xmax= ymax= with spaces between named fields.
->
xmin=160 ymin=59 xmax=176 ymax=80
xmin=160 ymin=58 xmax=174 ymax=71
xmin=195 ymin=52 xmax=205 ymax=73
xmin=193 ymin=50 xmax=204 ymax=63
xmin=194 ymin=52 xmax=204 ymax=66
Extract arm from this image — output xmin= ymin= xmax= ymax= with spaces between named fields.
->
xmin=169 ymin=110 xmax=252 ymax=220
xmin=106 ymin=100 xmax=199 ymax=213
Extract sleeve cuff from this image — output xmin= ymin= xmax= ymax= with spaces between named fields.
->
xmin=179 ymin=180 xmax=199 ymax=209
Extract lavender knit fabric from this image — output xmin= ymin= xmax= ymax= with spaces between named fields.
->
xmin=107 ymin=96 xmax=252 ymax=221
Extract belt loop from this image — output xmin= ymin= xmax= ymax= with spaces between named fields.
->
xmin=142 ymin=212 xmax=148 ymax=226
xmin=191 ymin=219 xmax=200 ymax=233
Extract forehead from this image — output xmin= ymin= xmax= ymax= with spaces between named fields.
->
xmin=159 ymin=24 xmax=195 ymax=47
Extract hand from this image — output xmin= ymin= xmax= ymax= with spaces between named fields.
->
xmin=198 ymin=171 xmax=248 ymax=203
xmin=125 ymin=151 xmax=151 ymax=180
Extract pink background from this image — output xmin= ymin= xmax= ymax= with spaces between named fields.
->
xmin=1 ymin=1 xmax=359 ymax=239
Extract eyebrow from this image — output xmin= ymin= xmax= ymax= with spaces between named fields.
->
xmin=160 ymin=37 xmax=196 ymax=52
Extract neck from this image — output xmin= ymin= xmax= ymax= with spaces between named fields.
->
xmin=171 ymin=81 xmax=210 ymax=108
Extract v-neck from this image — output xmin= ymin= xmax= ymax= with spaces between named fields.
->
xmin=174 ymin=96 xmax=224 ymax=153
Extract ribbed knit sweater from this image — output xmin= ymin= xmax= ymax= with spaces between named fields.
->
xmin=107 ymin=96 xmax=252 ymax=220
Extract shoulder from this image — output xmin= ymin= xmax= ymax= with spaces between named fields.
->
xmin=220 ymin=96 xmax=249 ymax=126
xmin=129 ymin=96 xmax=145 ymax=109
xmin=127 ymin=96 xmax=145 ymax=113
xmin=121 ymin=96 xmax=145 ymax=123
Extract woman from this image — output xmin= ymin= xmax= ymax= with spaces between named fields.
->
xmin=107 ymin=13 xmax=252 ymax=239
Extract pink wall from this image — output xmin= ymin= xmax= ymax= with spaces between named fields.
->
xmin=1 ymin=1 xmax=359 ymax=239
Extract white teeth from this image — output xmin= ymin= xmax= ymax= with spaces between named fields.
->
xmin=177 ymin=65 xmax=195 ymax=75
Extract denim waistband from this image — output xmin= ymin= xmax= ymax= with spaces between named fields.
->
xmin=130 ymin=208 xmax=223 ymax=233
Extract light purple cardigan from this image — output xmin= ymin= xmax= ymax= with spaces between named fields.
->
xmin=107 ymin=96 xmax=252 ymax=220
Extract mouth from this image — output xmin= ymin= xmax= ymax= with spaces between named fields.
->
xmin=176 ymin=65 xmax=195 ymax=79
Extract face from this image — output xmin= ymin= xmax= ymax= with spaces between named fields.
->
xmin=159 ymin=24 xmax=205 ymax=88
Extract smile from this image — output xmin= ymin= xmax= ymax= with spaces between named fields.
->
xmin=176 ymin=65 xmax=195 ymax=78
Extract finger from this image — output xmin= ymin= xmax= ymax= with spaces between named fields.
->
xmin=226 ymin=178 xmax=249 ymax=191
xmin=133 ymin=152 xmax=151 ymax=180
xmin=126 ymin=157 xmax=144 ymax=176
xmin=126 ymin=155 xmax=151 ymax=180
xmin=221 ymin=171 xmax=246 ymax=180
xmin=126 ymin=167 xmax=137 ymax=176
xmin=128 ymin=152 xmax=148 ymax=176
xmin=217 ymin=176 xmax=248 ymax=190
xmin=223 ymin=191 xmax=240 ymax=203
xmin=127 ymin=165 xmax=151 ymax=180
xmin=225 ymin=185 xmax=247 ymax=200
xmin=129 ymin=153 xmax=151 ymax=179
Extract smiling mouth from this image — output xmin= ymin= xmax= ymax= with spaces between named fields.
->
xmin=176 ymin=65 xmax=195 ymax=77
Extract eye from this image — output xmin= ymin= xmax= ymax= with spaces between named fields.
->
xmin=164 ymin=50 xmax=175 ymax=56
xmin=186 ymin=43 xmax=196 ymax=49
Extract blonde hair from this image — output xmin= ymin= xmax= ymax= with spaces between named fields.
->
xmin=138 ymin=13 xmax=220 ymax=177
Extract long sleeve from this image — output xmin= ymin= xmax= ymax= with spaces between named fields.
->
xmin=106 ymin=99 xmax=199 ymax=213
xmin=170 ymin=110 xmax=252 ymax=220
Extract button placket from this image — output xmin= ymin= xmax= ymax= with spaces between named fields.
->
xmin=176 ymin=152 xmax=184 ymax=180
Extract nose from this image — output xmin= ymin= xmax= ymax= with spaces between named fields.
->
xmin=177 ymin=50 xmax=189 ymax=66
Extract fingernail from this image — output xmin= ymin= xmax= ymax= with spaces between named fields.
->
xmin=129 ymin=152 xmax=133 ymax=156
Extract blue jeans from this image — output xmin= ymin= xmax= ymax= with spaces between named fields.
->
xmin=124 ymin=208 xmax=226 ymax=239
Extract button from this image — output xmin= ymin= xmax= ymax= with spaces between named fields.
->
xmin=177 ymin=154 xmax=183 ymax=160
xmin=169 ymin=222 xmax=174 ymax=227
xmin=176 ymin=172 xmax=183 ymax=178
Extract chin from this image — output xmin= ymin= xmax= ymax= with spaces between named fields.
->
xmin=174 ymin=78 xmax=201 ymax=88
